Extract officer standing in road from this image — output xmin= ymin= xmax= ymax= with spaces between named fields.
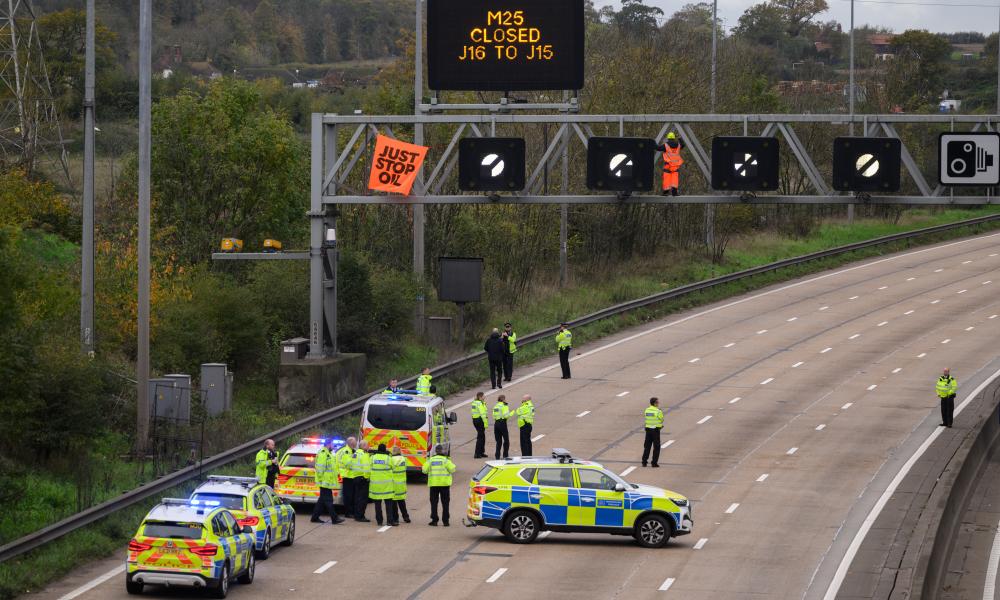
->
xmin=255 ymin=439 xmax=278 ymax=487
xmin=368 ymin=444 xmax=394 ymax=526
xmin=310 ymin=438 xmax=344 ymax=524
xmin=937 ymin=367 xmax=958 ymax=428
xmin=336 ymin=437 xmax=357 ymax=519
xmin=484 ymin=328 xmax=506 ymax=389
xmin=416 ymin=368 xmax=433 ymax=395
xmin=516 ymin=395 xmax=535 ymax=456
xmin=389 ymin=446 xmax=410 ymax=524
xmin=556 ymin=323 xmax=573 ymax=379
xmin=353 ymin=440 xmax=372 ymax=522
xmin=422 ymin=445 xmax=456 ymax=526
xmin=502 ymin=322 xmax=518 ymax=382
xmin=471 ymin=391 xmax=489 ymax=458
xmin=641 ymin=397 xmax=664 ymax=468
xmin=493 ymin=395 xmax=511 ymax=459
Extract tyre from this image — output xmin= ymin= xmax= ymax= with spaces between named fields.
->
xmin=124 ymin=575 xmax=143 ymax=595
xmin=633 ymin=514 xmax=672 ymax=548
xmin=211 ymin=562 xmax=229 ymax=598
xmin=256 ymin=529 xmax=271 ymax=559
xmin=237 ymin=553 xmax=255 ymax=584
xmin=502 ymin=510 xmax=541 ymax=544
xmin=282 ymin=519 xmax=296 ymax=547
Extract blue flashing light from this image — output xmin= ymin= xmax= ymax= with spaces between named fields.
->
xmin=190 ymin=499 xmax=221 ymax=507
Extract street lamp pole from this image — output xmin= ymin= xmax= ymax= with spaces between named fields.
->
xmin=136 ymin=0 xmax=152 ymax=453
xmin=847 ymin=0 xmax=856 ymax=223
xmin=710 ymin=0 xmax=717 ymax=113
xmin=81 ymin=0 xmax=95 ymax=356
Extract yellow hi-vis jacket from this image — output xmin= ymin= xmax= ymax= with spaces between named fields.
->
xmin=493 ymin=402 xmax=511 ymax=422
xmin=368 ymin=452 xmax=393 ymax=499
xmin=644 ymin=405 xmax=664 ymax=429
xmin=471 ymin=399 xmax=489 ymax=426
xmin=416 ymin=374 xmax=432 ymax=395
xmin=422 ymin=454 xmax=456 ymax=487
xmin=936 ymin=375 xmax=958 ymax=398
xmin=516 ymin=400 xmax=534 ymax=428
xmin=556 ymin=329 xmax=572 ymax=349
xmin=254 ymin=448 xmax=270 ymax=482
xmin=314 ymin=447 xmax=340 ymax=490
xmin=390 ymin=454 xmax=407 ymax=500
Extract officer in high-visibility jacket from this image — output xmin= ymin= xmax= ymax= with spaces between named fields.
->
xmin=936 ymin=367 xmax=958 ymax=428
xmin=384 ymin=379 xmax=401 ymax=393
xmin=502 ymin=322 xmax=517 ymax=382
xmin=471 ymin=391 xmax=489 ymax=458
xmin=254 ymin=439 xmax=278 ymax=486
xmin=641 ymin=397 xmax=664 ymax=467
xmin=493 ymin=395 xmax=511 ymax=459
xmin=658 ymin=132 xmax=685 ymax=196
xmin=556 ymin=323 xmax=572 ymax=379
xmin=516 ymin=395 xmax=535 ymax=456
xmin=422 ymin=445 xmax=456 ymax=526
xmin=336 ymin=437 xmax=357 ymax=518
xmin=368 ymin=444 xmax=394 ymax=526
xmin=389 ymin=446 xmax=410 ymax=524
xmin=416 ymin=368 xmax=433 ymax=395
xmin=310 ymin=438 xmax=344 ymax=524
xmin=352 ymin=441 xmax=372 ymax=522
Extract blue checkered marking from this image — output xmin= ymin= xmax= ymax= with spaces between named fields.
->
xmin=626 ymin=494 xmax=653 ymax=510
xmin=595 ymin=507 xmax=624 ymax=526
xmin=511 ymin=485 xmax=540 ymax=504
xmin=568 ymin=488 xmax=597 ymax=506
xmin=482 ymin=501 xmax=510 ymax=519
xmin=540 ymin=504 xmax=567 ymax=524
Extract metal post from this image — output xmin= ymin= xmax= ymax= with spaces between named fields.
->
xmin=710 ymin=0 xmax=717 ymax=113
xmin=847 ymin=0 xmax=856 ymax=224
xmin=309 ymin=114 xmax=324 ymax=358
xmin=560 ymin=123 xmax=569 ymax=287
xmin=413 ymin=0 xmax=426 ymax=333
xmin=136 ymin=0 xmax=151 ymax=454
xmin=81 ymin=0 xmax=95 ymax=356
xmin=323 ymin=123 xmax=338 ymax=355
xmin=996 ymin=7 xmax=1000 ymax=115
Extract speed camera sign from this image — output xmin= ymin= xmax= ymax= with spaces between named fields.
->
xmin=939 ymin=132 xmax=1000 ymax=186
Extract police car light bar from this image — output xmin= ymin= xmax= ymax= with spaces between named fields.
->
xmin=301 ymin=437 xmax=327 ymax=444
xmin=206 ymin=475 xmax=258 ymax=486
xmin=161 ymin=497 xmax=193 ymax=505
xmin=190 ymin=499 xmax=221 ymax=506
xmin=551 ymin=448 xmax=574 ymax=463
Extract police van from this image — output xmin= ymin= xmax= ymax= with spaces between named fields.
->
xmin=360 ymin=391 xmax=457 ymax=472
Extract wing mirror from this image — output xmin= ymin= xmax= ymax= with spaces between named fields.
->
xmin=447 ymin=412 xmax=458 ymax=424
xmin=614 ymin=483 xmax=626 ymax=492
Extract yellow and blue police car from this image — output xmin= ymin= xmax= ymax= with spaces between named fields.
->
xmin=465 ymin=449 xmax=693 ymax=548
xmin=274 ymin=437 xmax=346 ymax=505
xmin=190 ymin=476 xmax=295 ymax=560
xmin=126 ymin=497 xmax=255 ymax=597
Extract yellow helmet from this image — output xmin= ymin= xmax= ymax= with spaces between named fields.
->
xmin=667 ymin=132 xmax=677 ymax=140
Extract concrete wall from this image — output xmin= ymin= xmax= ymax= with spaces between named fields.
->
xmin=277 ymin=353 xmax=366 ymax=412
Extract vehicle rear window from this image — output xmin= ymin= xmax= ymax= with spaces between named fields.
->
xmin=472 ymin=465 xmax=494 ymax=482
xmin=190 ymin=494 xmax=245 ymax=510
xmin=283 ymin=453 xmax=316 ymax=467
xmin=142 ymin=522 xmax=204 ymax=539
xmin=366 ymin=404 xmax=426 ymax=431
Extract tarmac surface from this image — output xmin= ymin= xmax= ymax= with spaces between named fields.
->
xmin=33 ymin=231 xmax=1000 ymax=600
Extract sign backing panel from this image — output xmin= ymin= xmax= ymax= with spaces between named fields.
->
xmin=939 ymin=132 xmax=1000 ymax=186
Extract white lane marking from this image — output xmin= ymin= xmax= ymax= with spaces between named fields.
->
xmin=539 ymin=530 xmax=551 ymax=539
xmin=757 ymin=473 xmax=769 ymax=482
xmin=787 ymin=447 xmax=798 ymax=455
xmin=931 ymin=299 xmax=941 ymax=304
xmin=617 ymin=390 xmax=631 ymax=397
xmin=697 ymin=415 xmax=713 ymax=425
xmin=377 ymin=525 xmax=391 ymax=533
xmin=661 ymin=439 xmax=675 ymax=449
xmin=906 ymin=277 xmax=916 ymax=281
xmin=878 ymin=286 xmax=888 ymax=290
xmin=760 ymin=377 xmax=774 ymax=385
xmin=57 ymin=565 xmax=125 ymax=600
xmin=620 ymin=466 xmax=637 ymax=477
xmin=942 ymin=339 xmax=951 ymax=344
xmin=918 ymin=353 xmax=927 ymax=358
xmin=984 ymin=281 xmax=993 ymax=285
xmin=486 ymin=568 xmax=508 ymax=583
xmin=877 ymin=321 xmax=888 ymax=327
xmin=904 ymin=310 xmax=915 ymax=315
xmin=757 ymin=329 xmax=768 ymax=335
xmin=935 ymin=268 xmax=944 ymax=272
xmin=821 ymin=347 xmax=833 ymax=354
xmin=792 ymin=361 xmax=804 ymax=368
xmin=892 ymin=368 xmax=902 ymax=374
xmin=816 ymin=424 xmax=826 ymax=431
xmin=841 ymin=403 xmax=853 ymax=410
xmin=849 ymin=295 xmax=859 ymax=300
xmin=531 ymin=434 xmax=545 ymax=442
xmin=654 ymin=373 xmax=666 ymax=379
xmin=823 ymin=365 xmax=1000 ymax=600
xmin=967 ymin=326 xmax=975 ymax=331
xmin=992 ymin=315 xmax=999 ymax=320
xmin=958 ymin=289 xmax=968 ymax=294
xmin=724 ymin=342 xmax=736 ymax=348
xmin=659 ymin=577 xmax=676 ymax=591
xmin=788 ymin=317 xmax=798 ymax=322
xmin=693 ymin=538 xmax=709 ymax=550
xmin=576 ymin=410 xmax=590 ymax=418
xmin=729 ymin=397 xmax=741 ymax=404
xmin=725 ymin=503 xmax=740 ymax=514
xmin=442 ymin=232 xmax=1000 ymax=415
xmin=688 ymin=358 xmax=701 ymax=363
xmin=963 ymin=260 xmax=973 ymax=264
xmin=849 ymin=334 xmax=861 ymax=340
xmin=313 ymin=561 xmax=338 ymax=574
xmin=867 ymin=384 xmax=878 ymax=391
xmin=819 ymin=306 xmax=830 ymax=311
xmin=992 ymin=253 xmax=999 ymax=257
xmin=982 ymin=518 xmax=1000 ymax=600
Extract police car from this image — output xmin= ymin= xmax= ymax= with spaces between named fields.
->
xmin=361 ymin=391 xmax=457 ymax=472
xmin=274 ymin=437 xmax=346 ymax=505
xmin=465 ymin=449 xmax=693 ymax=548
xmin=189 ymin=476 xmax=295 ymax=560
xmin=126 ymin=497 xmax=255 ymax=597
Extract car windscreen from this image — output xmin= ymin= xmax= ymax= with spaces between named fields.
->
xmin=142 ymin=521 xmax=205 ymax=539
xmin=189 ymin=493 xmax=245 ymax=510
xmin=283 ymin=453 xmax=316 ymax=467
xmin=366 ymin=404 xmax=426 ymax=431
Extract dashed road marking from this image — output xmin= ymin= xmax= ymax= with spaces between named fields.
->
xmin=849 ymin=295 xmax=859 ymax=300
xmin=697 ymin=415 xmax=713 ymax=425
xmin=918 ymin=353 xmax=927 ymax=358
xmin=821 ymin=347 xmax=833 ymax=354
xmin=377 ymin=525 xmax=391 ymax=533
xmin=757 ymin=473 xmax=769 ymax=482
xmin=819 ymin=306 xmax=830 ymax=311
xmin=878 ymin=286 xmax=888 ymax=290
xmin=984 ymin=280 xmax=993 ymax=285
xmin=942 ymin=339 xmax=951 ymax=344
xmin=991 ymin=315 xmax=999 ymax=320
xmin=982 ymin=517 xmax=1000 ymax=600
xmin=792 ymin=361 xmax=804 ymax=368
xmin=966 ymin=326 xmax=975 ymax=331
xmin=724 ymin=342 xmax=736 ymax=348
xmin=849 ymin=334 xmax=861 ymax=340
xmin=904 ymin=310 xmax=915 ymax=315
xmin=314 ymin=561 xmax=338 ymax=574
xmin=787 ymin=447 xmax=798 ymax=455
xmin=816 ymin=424 xmax=826 ymax=431
xmin=486 ymin=568 xmax=508 ymax=583
xmin=892 ymin=368 xmax=902 ymax=374
xmin=867 ymin=384 xmax=878 ymax=391
xmin=958 ymin=289 xmax=968 ymax=294
xmin=877 ymin=321 xmax=888 ymax=327
xmin=931 ymin=299 xmax=941 ymax=304
xmin=654 ymin=373 xmax=666 ymax=379
xmin=757 ymin=329 xmax=768 ymax=335
xmin=531 ymin=434 xmax=545 ymax=442
xmin=576 ymin=410 xmax=590 ymax=418
xmin=688 ymin=358 xmax=701 ymax=363
xmin=992 ymin=253 xmax=999 ymax=257
xmin=661 ymin=439 xmax=675 ymax=449
xmin=620 ymin=466 xmax=637 ymax=477
xmin=760 ymin=377 xmax=774 ymax=385
xmin=963 ymin=260 xmax=973 ymax=264
xmin=658 ymin=577 xmax=676 ymax=591
xmin=725 ymin=503 xmax=740 ymax=514
xmin=693 ymin=538 xmax=709 ymax=550
xmin=906 ymin=277 xmax=916 ymax=281
xmin=729 ymin=397 xmax=741 ymax=404
xmin=842 ymin=402 xmax=853 ymax=410
xmin=617 ymin=391 xmax=631 ymax=397
xmin=935 ymin=268 xmax=944 ymax=272
xmin=787 ymin=317 xmax=798 ymax=322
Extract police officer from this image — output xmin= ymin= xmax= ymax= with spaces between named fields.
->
xmin=641 ymin=397 xmax=664 ymax=468
xmin=353 ymin=440 xmax=372 ymax=522
xmin=255 ymin=439 xmax=278 ymax=487
xmin=389 ymin=446 xmax=410 ymax=525
xmin=516 ymin=395 xmax=535 ymax=456
xmin=556 ymin=323 xmax=572 ymax=379
xmin=422 ymin=445 xmax=456 ymax=526
xmin=336 ymin=437 xmax=357 ymax=518
xmin=502 ymin=322 xmax=517 ymax=382
xmin=937 ymin=367 xmax=958 ymax=428
xmin=493 ymin=395 xmax=511 ymax=459
xmin=471 ymin=391 xmax=489 ymax=458
xmin=384 ymin=379 xmax=401 ymax=393
xmin=484 ymin=328 xmax=506 ymax=389
xmin=310 ymin=438 xmax=344 ymax=524
xmin=416 ymin=368 xmax=433 ymax=395
xmin=368 ymin=444 xmax=393 ymax=526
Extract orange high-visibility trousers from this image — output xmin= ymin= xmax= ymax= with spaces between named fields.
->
xmin=662 ymin=169 xmax=679 ymax=190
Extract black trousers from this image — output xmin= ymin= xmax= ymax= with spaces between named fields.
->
xmin=265 ymin=470 xmax=277 ymax=489
xmin=642 ymin=427 xmax=661 ymax=465
xmin=519 ymin=423 xmax=532 ymax=456
xmin=489 ymin=359 xmax=503 ymax=388
xmin=494 ymin=422 xmax=510 ymax=458
xmin=559 ymin=348 xmax=571 ymax=378
xmin=311 ymin=486 xmax=336 ymax=520
xmin=372 ymin=499 xmax=390 ymax=524
xmin=503 ymin=354 xmax=514 ymax=381
xmin=941 ymin=394 xmax=956 ymax=427
xmin=429 ymin=487 xmax=450 ymax=524
xmin=341 ymin=476 xmax=356 ymax=517
xmin=473 ymin=419 xmax=487 ymax=457
xmin=389 ymin=499 xmax=409 ymax=523
xmin=354 ymin=478 xmax=369 ymax=519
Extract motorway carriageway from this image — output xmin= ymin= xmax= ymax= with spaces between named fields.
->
xmin=38 ymin=232 xmax=1000 ymax=600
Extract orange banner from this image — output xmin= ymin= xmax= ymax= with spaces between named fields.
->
xmin=368 ymin=134 xmax=429 ymax=196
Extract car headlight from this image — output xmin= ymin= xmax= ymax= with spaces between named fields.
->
xmin=670 ymin=497 xmax=688 ymax=507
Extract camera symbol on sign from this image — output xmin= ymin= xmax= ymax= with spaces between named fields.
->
xmin=946 ymin=141 xmax=994 ymax=178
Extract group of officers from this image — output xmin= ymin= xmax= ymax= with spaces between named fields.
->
xmin=470 ymin=393 xmax=535 ymax=459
